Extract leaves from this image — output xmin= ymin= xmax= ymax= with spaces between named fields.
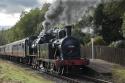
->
xmin=94 ymin=0 xmax=125 ymax=44
xmin=0 ymin=3 xmax=49 ymax=45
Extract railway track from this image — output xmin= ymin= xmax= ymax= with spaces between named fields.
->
xmin=1 ymin=59 xmax=113 ymax=83
xmin=38 ymin=67 xmax=113 ymax=83
xmin=75 ymin=74 xmax=112 ymax=83
xmin=18 ymin=64 xmax=112 ymax=83
xmin=45 ymin=72 xmax=81 ymax=83
xmin=14 ymin=62 xmax=83 ymax=83
xmin=62 ymin=73 xmax=112 ymax=83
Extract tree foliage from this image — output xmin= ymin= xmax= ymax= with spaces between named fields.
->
xmin=94 ymin=1 xmax=125 ymax=44
xmin=87 ymin=36 xmax=106 ymax=46
xmin=1 ymin=0 xmax=125 ymax=48
xmin=74 ymin=0 xmax=125 ymax=46
xmin=0 ymin=29 xmax=7 ymax=45
xmin=122 ymin=13 xmax=125 ymax=38
xmin=0 ymin=3 xmax=50 ymax=45
xmin=109 ymin=40 xmax=125 ymax=48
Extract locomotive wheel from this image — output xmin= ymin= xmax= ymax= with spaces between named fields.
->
xmin=60 ymin=66 xmax=64 ymax=75
xmin=32 ymin=57 xmax=38 ymax=69
xmin=43 ymin=62 xmax=50 ymax=72
xmin=50 ymin=63 xmax=54 ymax=73
xmin=57 ymin=67 xmax=61 ymax=74
xmin=56 ymin=66 xmax=64 ymax=75
xmin=46 ymin=63 xmax=50 ymax=72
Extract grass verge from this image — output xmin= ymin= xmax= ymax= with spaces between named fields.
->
xmin=112 ymin=65 xmax=125 ymax=83
xmin=0 ymin=60 xmax=53 ymax=83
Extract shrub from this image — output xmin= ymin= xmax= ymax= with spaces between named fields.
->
xmin=87 ymin=36 xmax=106 ymax=46
xmin=109 ymin=40 xmax=125 ymax=48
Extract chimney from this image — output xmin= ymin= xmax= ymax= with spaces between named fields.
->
xmin=65 ymin=25 xmax=72 ymax=37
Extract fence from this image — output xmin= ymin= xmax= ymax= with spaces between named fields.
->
xmin=81 ymin=46 xmax=125 ymax=66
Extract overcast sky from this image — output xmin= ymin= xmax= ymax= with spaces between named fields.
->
xmin=0 ymin=0 xmax=54 ymax=29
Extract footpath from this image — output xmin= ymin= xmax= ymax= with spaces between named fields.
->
xmin=88 ymin=59 xmax=125 ymax=83
xmin=88 ymin=59 xmax=115 ymax=74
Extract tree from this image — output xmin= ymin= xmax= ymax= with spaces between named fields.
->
xmin=94 ymin=1 xmax=125 ymax=44
xmin=94 ymin=4 xmax=104 ymax=34
xmin=2 ymin=3 xmax=50 ymax=43
xmin=0 ymin=29 xmax=7 ymax=45
xmin=122 ymin=13 xmax=125 ymax=38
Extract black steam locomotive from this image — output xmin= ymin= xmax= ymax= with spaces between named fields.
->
xmin=0 ymin=25 xmax=89 ymax=74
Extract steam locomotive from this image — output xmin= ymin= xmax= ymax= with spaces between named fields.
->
xmin=0 ymin=25 xmax=89 ymax=74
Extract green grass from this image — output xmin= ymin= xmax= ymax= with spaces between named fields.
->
xmin=112 ymin=66 xmax=125 ymax=83
xmin=0 ymin=60 xmax=53 ymax=83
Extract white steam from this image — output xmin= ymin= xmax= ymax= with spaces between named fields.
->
xmin=43 ymin=0 xmax=101 ymax=31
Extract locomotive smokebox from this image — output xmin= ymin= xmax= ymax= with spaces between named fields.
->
xmin=65 ymin=25 xmax=72 ymax=37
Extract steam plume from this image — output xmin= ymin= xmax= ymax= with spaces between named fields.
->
xmin=43 ymin=0 xmax=101 ymax=31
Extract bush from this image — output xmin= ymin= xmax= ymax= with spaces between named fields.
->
xmin=109 ymin=40 xmax=125 ymax=48
xmin=87 ymin=36 xmax=106 ymax=46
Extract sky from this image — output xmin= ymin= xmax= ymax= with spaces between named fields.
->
xmin=0 ymin=0 xmax=54 ymax=30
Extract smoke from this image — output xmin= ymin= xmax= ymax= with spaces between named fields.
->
xmin=43 ymin=0 xmax=101 ymax=31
